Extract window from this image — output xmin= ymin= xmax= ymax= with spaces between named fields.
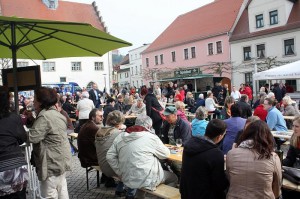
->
xmin=171 ymin=51 xmax=176 ymax=62
xmin=136 ymin=80 xmax=139 ymax=88
xmin=60 ymin=77 xmax=66 ymax=82
xmin=243 ymin=46 xmax=251 ymax=61
xmin=256 ymin=44 xmax=265 ymax=59
xmin=191 ymin=47 xmax=196 ymax=58
xmin=125 ymin=72 xmax=129 ymax=78
xmin=140 ymin=65 xmax=142 ymax=74
xmin=216 ymin=41 xmax=222 ymax=54
xmin=146 ymin=58 xmax=149 ymax=67
xmin=184 ymin=49 xmax=189 ymax=60
xmin=208 ymin=43 xmax=213 ymax=55
xmin=256 ymin=14 xmax=264 ymax=28
xmin=119 ymin=74 xmax=122 ymax=79
xmin=245 ymin=73 xmax=252 ymax=86
xmin=43 ymin=62 xmax=55 ymax=72
xmin=71 ymin=62 xmax=81 ymax=71
xmin=160 ymin=54 xmax=164 ymax=64
xmin=17 ymin=61 xmax=29 ymax=67
xmin=269 ymin=10 xmax=278 ymax=25
xmin=135 ymin=66 xmax=138 ymax=75
xmin=141 ymin=80 xmax=143 ymax=86
xmin=155 ymin=56 xmax=158 ymax=65
xmin=284 ymin=39 xmax=295 ymax=55
xmin=131 ymin=67 xmax=133 ymax=75
xmin=94 ymin=62 xmax=104 ymax=71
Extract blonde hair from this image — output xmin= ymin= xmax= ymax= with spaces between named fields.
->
xmin=282 ymin=95 xmax=295 ymax=105
xmin=175 ymin=101 xmax=185 ymax=110
xmin=290 ymin=116 xmax=300 ymax=148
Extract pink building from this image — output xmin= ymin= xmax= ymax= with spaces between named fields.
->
xmin=142 ymin=0 xmax=246 ymax=91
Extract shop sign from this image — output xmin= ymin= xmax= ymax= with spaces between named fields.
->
xmin=174 ymin=68 xmax=201 ymax=78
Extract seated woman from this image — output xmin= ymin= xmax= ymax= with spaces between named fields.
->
xmin=191 ymin=106 xmax=208 ymax=137
xmin=282 ymin=116 xmax=300 ymax=198
xmin=253 ymin=95 xmax=268 ymax=121
xmin=283 ymin=116 xmax=300 ymax=168
xmin=281 ymin=96 xmax=300 ymax=129
xmin=205 ymin=91 xmax=221 ymax=119
xmin=95 ymin=110 xmax=127 ymax=196
xmin=226 ymin=120 xmax=282 ymax=199
xmin=175 ymin=101 xmax=188 ymax=122
xmin=220 ymin=96 xmax=235 ymax=120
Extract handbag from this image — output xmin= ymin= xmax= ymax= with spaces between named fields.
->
xmin=282 ymin=166 xmax=300 ymax=185
xmin=152 ymin=107 xmax=166 ymax=121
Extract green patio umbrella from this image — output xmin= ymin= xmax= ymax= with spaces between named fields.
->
xmin=0 ymin=16 xmax=132 ymax=112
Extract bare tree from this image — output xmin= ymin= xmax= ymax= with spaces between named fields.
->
xmin=0 ymin=58 xmax=12 ymax=78
xmin=256 ymin=56 xmax=288 ymax=72
xmin=204 ymin=61 xmax=233 ymax=77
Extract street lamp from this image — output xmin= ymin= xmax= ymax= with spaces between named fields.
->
xmin=103 ymin=74 xmax=107 ymax=92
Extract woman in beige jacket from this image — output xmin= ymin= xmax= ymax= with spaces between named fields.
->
xmin=226 ymin=120 xmax=282 ymax=199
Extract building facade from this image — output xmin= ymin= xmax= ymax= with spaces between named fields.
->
xmin=230 ymin=0 xmax=300 ymax=92
xmin=142 ymin=0 xmax=247 ymax=91
xmin=0 ymin=0 xmax=113 ymax=92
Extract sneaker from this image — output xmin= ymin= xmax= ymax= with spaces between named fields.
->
xmin=115 ymin=190 xmax=127 ymax=197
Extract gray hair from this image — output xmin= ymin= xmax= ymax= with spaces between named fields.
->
xmin=195 ymin=106 xmax=207 ymax=120
xmin=199 ymin=93 xmax=204 ymax=99
xmin=135 ymin=115 xmax=153 ymax=130
xmin=82 ymin=91 xmax=89 ymax=98
xmin=106 ymin=110 xmax=125 ymax=127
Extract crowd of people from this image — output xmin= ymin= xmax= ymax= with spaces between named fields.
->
xmin=0 ymin=80 xmax=300 ymax=199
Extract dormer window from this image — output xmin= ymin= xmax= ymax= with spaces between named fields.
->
xmin=269 ymin=10 xmax=278 ymax=25
xmin=256 ymin=14 xmax=264 ymax=28
xmin=42 ymin=0 xmax=58 ymax=9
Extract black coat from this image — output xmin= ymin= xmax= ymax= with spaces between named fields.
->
xmin=103 ymin=105 xmax=115 ymax=126
xmin=89 ymin=89 xmax=102 ymax=105
xmin=237 ymin=101 xmax=252 ymax=119
xmin=180 ymin=136 xmax=229 ymax=199
xmin=0 ymin=113 xmax=27 ymax=171
xmin=162 ymin=117 xmax=191 ymax=146
xmin=283 ymin=145 xmax=300 ymax=168
xmin=144 ymin=93 xmax=163 ymax=124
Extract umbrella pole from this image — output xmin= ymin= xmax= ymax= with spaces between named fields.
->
xmin=11 ymin=22 xmax=19 ymax=114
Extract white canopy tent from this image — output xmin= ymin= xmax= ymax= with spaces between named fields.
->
xmin=253 ymin=60 xmax=300 ymax=80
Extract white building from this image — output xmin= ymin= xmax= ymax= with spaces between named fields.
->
xmin=230 ymin=0 xmax=300 ymax=93
xmin=128 ymin=44 xmax=150 ymax=88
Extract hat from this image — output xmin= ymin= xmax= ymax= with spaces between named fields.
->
xmin=163 ymin=106 xmax=177 ymax=116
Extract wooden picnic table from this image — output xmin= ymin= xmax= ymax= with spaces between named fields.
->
xmin=271 ymin=131 xmax=293 ymax=139
xmin=124 ymin=115 xmax=137 ymax=119
xmin=165 ymin=144 xmax=183 ymax=162
xmin=283 ymin=115 xmax=296 ymax=120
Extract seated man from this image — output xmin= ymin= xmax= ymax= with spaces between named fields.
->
xmin=107 ymin=115 xmax=178 ymax=199
xmin=161 ymin=106 xmax=191 ymax=146
xmin=77 ymin=108 xmax=103 ymax=168
xmin=126 ymin=98 xmax=146 ymax=116
xmin=180 ymin=119 xmax=229 ymax=199
xmin=77 ymin=108 xmax=113 ymax=187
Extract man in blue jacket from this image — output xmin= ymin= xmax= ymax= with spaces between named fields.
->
xmin=263 ymin=97 xmax=287 ymax=131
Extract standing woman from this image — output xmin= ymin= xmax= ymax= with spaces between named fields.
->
xmin=29 ymin=87 xmax=71 ymax=198
xmin=0 ymin=86 xmax=28 ymax=198
xmin=226 ymin=120 xmax=281 ymax=199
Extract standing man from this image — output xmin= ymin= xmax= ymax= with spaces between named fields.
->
xmin=89 ymin=83 xmax=102 ymax=108
xmin=180 ymin=119 xmax=228 ymax=199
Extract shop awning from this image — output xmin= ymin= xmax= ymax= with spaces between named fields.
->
xmin=182 ymin=74 xmax=213 ymax=80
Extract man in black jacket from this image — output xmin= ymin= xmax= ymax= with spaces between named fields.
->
xmin=161 ymin=106 xmax=191 ymax=146
xmin=89 ymin=83 xmax=102 ymax=108
xmin=180 ymin=119 xmax=228 ymax=199
xmin=237 ymin=94 xmax=252 ymax=119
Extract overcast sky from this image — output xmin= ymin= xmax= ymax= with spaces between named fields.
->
xmin=64 ymin=0 xmax=214 ymax=54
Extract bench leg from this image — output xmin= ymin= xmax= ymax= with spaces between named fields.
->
xmin=86 ymin=168 xmax=89 ymax=190
xmin=96 ymin=170 xmax=100 ymax=187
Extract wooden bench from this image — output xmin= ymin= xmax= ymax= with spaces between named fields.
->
xmin=142 ymin=184 xmax=181 ymax=199
xmin=282 ymin=178 xmax=300 ymax=192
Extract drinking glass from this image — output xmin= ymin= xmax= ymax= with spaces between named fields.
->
xmin=176 ymin=139 xmax=183 ymax=156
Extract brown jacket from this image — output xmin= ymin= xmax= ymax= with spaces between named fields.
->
xmin=226 ymin=148 xmax=282 ymax=199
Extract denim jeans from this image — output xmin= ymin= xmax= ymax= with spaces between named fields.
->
xmin=116 ymin=181 xmax=137 ymax=197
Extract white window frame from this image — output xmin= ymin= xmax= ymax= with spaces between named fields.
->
xmin=171 ymin=51 xmax=176 ymax=62
xmin=184 ymin=48 xmax=189 ymax=60
xmin=43 ymin=61 xmax=56 ymax=72
xmin=191 ymin=47 xmax=196 ymax=58
xmin=216 ymin=41 xmax=223 ymax=54
xmin=71 ymin=62 xmax=81 ymax=71
xmin=94 ymin=62 xmax=104 ymax=71
xmin=208 ymin=43 xmax=213 ymax=55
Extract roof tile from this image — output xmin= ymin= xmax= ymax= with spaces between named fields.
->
xmin=143 ymin=0 xmax=244 ymax=53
